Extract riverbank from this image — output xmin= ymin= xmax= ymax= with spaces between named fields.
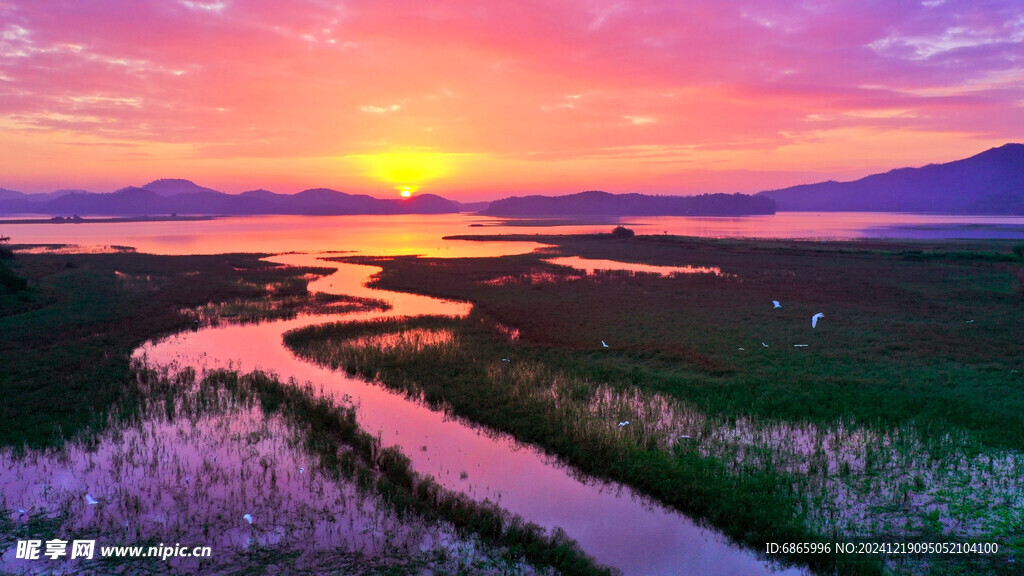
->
xmin=282 ymin=233 xmax=1024 ymax=576
xmin=0 ymin=248 xmax=610 ymax=575
xmin=0 ymin=215 xmax=218 ymax=225
xmin=0 ymin=248 xmax=343 ymax=447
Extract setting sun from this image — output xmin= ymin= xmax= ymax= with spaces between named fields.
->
xmin=354 ymin=151 xmax=454 ymax=193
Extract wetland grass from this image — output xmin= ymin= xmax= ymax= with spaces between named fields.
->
xmin=0 ymin=249 xmax=336 ymax=449
xmin=2 ymin=365 xmax=576 ymax=575
xmin=288 ymin=235 xmax=1024 ymax=575
xmin=0 ymin=247 xmax=609 ymax=575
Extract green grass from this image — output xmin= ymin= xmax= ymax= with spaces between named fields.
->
xmin=338 ymin=235 xmax=1024 ymax=451
xmin=0 ymin=245 xmax=611 ymax=575
xmin=0 ymin=248 xmax=335 ymax=448
xmin=280 ymin=234 xmax=1024 ymax=575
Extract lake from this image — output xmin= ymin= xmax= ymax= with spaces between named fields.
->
xmin=4 ymin=211 xmax=1024 ymax=256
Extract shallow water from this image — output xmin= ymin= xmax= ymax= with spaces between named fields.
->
xmin=136 ymin=254 xmax=808 ymax=576
xmin=544 ymin=256 xmax=726 ymax=276
xmin=0 ymin=381 xmax=535 ymax=575
xmin=5 ymin=212 xmax=1024 ymax=257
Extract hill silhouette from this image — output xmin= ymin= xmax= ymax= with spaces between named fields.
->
xmin=759 ymin=144 xmax=1024 ymax=213
xmin=0 ymin=180 xmax=461 ymax=216
xmin=484 ymin=190 xmax=775 ymax=216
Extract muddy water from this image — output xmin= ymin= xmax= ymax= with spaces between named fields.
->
xmin=136 ymin=253 xmax=807 ymax=576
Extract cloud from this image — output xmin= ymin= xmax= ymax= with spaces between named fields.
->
xmin=179 ymin=1 xmax=229 ymax=14
xmin=360 ymin=104 xmax=402 ymax=114
xmin=0 ymin=0 xmax=1021 ymax=194
xmin=624 ymin=115 xmax=656 ymax=125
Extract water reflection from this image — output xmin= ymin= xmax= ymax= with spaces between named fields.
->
xmin=0 ymin=377 xmax=535 ymax=575
xmin=545 ymin=256 xmax=726 ymax=277
xmin=135 ymin=254 xmax=807 ymax=576
xmin=5 ymin=212 xmax=1024 ymax=257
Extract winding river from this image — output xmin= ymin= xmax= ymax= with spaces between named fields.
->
xmin=135 ymin=251 xmax=807 ymax=576
xmin=11 ymin=211 xmax=1024 ymax=574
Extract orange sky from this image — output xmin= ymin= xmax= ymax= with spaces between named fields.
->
xmin=1 ymin=0 xmax=1022 ymax=199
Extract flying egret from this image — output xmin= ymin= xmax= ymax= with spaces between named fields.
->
xmin=762 ymin=342 xmax=769 ymax=348
xmin=772 ymin=301 xmax=781 ymax=309
xmin=17 ymin=508 xmax=26 ymax=518
xmin=794 ymin=344 xmax=808 ymax=347
xmin=618 ymin=420 xmax=630 ymax=427
xmin=85 ymin=494 xmax=99 ymax=505
xmin=501 ymin=358 xmax=511 ymax=363
xmin=243 ymin=513 xmax=253 ymax=524
xmin=811 ymin=313 xmax=824 ymax=328
xmin=737 ymin=347 xmax=745 ymax=351
xmin=679 ymin=435 xmax=691 ymax=439
xmin=601 ymin=340 xmax=609 ymax=348
xmin=299 ymin=467 xmax=305 ymax=474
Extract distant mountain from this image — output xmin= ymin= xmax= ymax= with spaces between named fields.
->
xmin=484 ymin=190 xmax=775 ymax=216
xmin=0 ymin=188 xmax=24 ymax=201
xmin=759 ymin=144 xmax=1024 ymax=213
xmin=0 ymin=188 xmax=80 ymax=203
xmin=239 ymin=189 xmax=288 ymax=203
xmin=0 ymin=179 xmax=461 ymax=216
xmin=142 ymin=178 xmax=222 ymax=197
xmin=46 ymin=187 xmax=169 ymax=215
xmin=48 ymin=189 xmax=87 ymax=199
xmin=454 ymin=200 xmax=491 ymax=213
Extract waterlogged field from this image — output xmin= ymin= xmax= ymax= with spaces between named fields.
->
xmin=0 ymin=247 xmax=610 ymax=576
xmin=3 ymin=232 xmax=1023 ymax=575
xmin=281 ymin=234 xmax=1024 ymax=576
xmin=0 ymin=367 xmax=577 ymax=575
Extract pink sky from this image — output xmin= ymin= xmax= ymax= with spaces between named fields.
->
xmin=0 ymin=0 xmax=1022 ymax=200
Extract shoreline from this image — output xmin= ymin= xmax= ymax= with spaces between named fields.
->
xmin=0 ymin=215 xmax=219 ymax=225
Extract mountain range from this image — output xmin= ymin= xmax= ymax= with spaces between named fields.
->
xmin=0 ymin=179 xmax=461 ymax=216
xmin=758 ymin=143 xmax=1024 ymax=213
xmin=484 ymin=191 xmax=776 ymax=216
xmin=2 ymin=144 xmax=1022 ymax=217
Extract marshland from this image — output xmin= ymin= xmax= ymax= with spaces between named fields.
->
xmin=2 ymin=215 xmax=1023 ymax=575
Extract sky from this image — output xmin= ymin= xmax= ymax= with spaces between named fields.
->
xmin=0 ymin=0 xmax=1022 ymax=200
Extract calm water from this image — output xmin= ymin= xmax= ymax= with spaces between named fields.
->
xmin=4 ymin=211 xmax=1024 ymax=256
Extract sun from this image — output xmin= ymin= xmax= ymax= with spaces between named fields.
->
xmin=351 ymin=151 xmax=454 ymax=197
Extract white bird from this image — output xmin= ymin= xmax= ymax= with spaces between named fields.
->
xmin=299 ymin=467 xmax=305 ymax=474
xmin=617 ymin=421 xmax=630 ymax=427
xmin=794 ymin=344 xmax=808 ymax=347
xmin=243 ymin=513 xmax=253 ymax=524
xmin=772 ymin=301 xmax=781 ymax=309
xmin=762 ymin=342 xmax=769 ymax=348
xmin=811 ymin=313 xmax=824 ymax=328
xmin=17 ymin=508 xmax=26 ymax=518
xmin=679 ymin=435 xmax=691 ymax=439
xmin=184 ymin=475 xmax=190 ymax=486
xmin=966 ymin=319 xmax=974 ymax=323
xmin=737 ymin=347 xmax=745 ymax=351
xmin=501 ymin=358 xmax=511 ymax=363
xmin=85 ymin=494 xmax=99 ymax=505
xmin=601 ymin=340 xmax=609 ymax=348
